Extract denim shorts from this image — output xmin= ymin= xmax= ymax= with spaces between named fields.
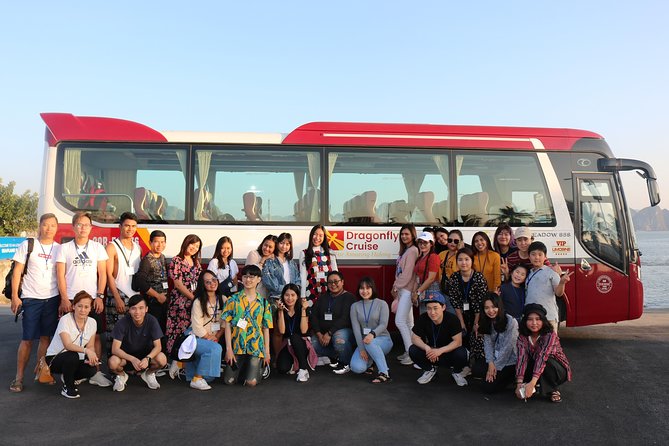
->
xmin=21 ymin=296 xmax=60 ymax=340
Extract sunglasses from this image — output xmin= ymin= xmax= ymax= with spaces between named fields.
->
xmin=447 ymin=238 xmax=461 ymax=244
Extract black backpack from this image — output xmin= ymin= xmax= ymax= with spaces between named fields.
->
xmin=3 ymin=238 xmax=34 ymax=298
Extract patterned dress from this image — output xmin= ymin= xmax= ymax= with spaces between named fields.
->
xmin=303 ymin=247 xmax=335 ymax=301
xmin=165 ymin=255 xmax=202 ymax=354
xmin=448 ymin=271 xmax=488 ymax=361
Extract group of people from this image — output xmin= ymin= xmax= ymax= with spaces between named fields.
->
xmin=9 ymin=214 xmax=571 ymax=403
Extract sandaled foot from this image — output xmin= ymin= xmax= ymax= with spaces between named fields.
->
xmin=364 ymin=367 xmax=375 ymax=375
xmin=371 ymin=372 xmax=392 ymax=384
xmin=550 ymin=390 xmax=562 ymax=403
xmin=9 ymin=379 xmax=23 ymax=392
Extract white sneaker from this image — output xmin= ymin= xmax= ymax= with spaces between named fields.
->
xmin=296 ymin=369 xmax=310 ymax=382
xmin=452 ymin=371 xmax=469 ymax=387
xmin=332 ymin=364 xmax=350 ymax=375
xmin=316 ymin=356 xmax=331 ymax=367
xmin=413 ymin=363 xmax=422 ymax=370
xmin=396 ymin=352 xmax=410 ymax=361
xmin=154 ymin=364 xmax=169 ymax=378
xmin=113 ymin=372 xmax=128 ymax=392
xmin=168 ymin=361 xmax=180 ymax=380
xmin=89 ymin=371 xmax=113 ymax=387
xmin=400 ymin=356 xmax=414 ymax=366
xmin=141 ymin=370 xmax=160 ymax=390
xmin=417 ymin=367 xmax=437 ymax=384
xmin=190 ymin=378 xmax=211 ymax=391
xmin=459 ymin=366 xmax=472 ymax=378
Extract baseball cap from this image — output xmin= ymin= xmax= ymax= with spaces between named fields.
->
xmin=515 ymin=227 xmax=533 ymax=239
xmin=417 ymin=231 xmax=434 ymax=243
xmin=422 ymin=293 xmax=446 ymax=305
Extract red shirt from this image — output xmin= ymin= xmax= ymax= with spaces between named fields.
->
xmin=415 ymin=253 xmax=440 ymax=285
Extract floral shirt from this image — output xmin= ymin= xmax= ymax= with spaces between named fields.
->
xmin=223 ymin=291 xmax=273 ymax=358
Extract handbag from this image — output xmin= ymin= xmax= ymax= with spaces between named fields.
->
xmin=37 ymin=356 xmax=56 ymax=385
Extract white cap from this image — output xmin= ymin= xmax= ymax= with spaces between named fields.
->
xmin=417 ymin=231 xmax=434 ymax=243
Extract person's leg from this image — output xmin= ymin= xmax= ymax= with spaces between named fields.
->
xmin=332 ymin=328 xmax=354 ymax=365
xmin=395 ymin=289 xmax=414 ymax=353
xmin=408 ymin=345 xmax=432 ymax=371
xmin=276 ymin=345 xmax=293 ymax=374
xmin=49 ymin=351 xmax=81 ymax=389
xmin=364 ymin=336 xmax=393 ymax=375
xmin=35 ymin=295 xmax=60 ymax=376
xmin=194 ymin=338 xmax=223 ymax=380
xmin=14 ymin=298 xmax=42 ymax=384
xmin=289 ymin=334 xmax=309 ymax=370
xmin=349 ymin=348 xmax=371 ymax=374
xmin=243 ymin=355 xmax=262 ymax=387
xmin=311 ymin=333 xmax=335 ymax=361
xmin=538 ymin=357 xmax=568 ymax=396
xmin=223 ymin=355 xmax=242 ymax=385
xmin=437 ymin=346 xmax=469 ymax=373
xmin=471 ymin=357 xmax=488 ymax=379
xmin=482 ymin=365 xmax=516 ymax=394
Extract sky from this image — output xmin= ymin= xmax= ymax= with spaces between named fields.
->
xmin=1 ymin=1 xmax=667 ymax=210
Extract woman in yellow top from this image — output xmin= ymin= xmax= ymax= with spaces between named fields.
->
xmin=471 ymin=231 xmax=501 ymax=292
xmin=438 ymin=229 xmax=464 ymax=284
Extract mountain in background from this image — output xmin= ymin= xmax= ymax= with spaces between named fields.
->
xmin=631 ymin=207 xmax=669 ymax=231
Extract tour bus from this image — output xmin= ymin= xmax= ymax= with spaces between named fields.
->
xmin=38 ymin=113 xmax=660 ymax=327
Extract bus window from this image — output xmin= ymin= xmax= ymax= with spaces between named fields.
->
xmin=194 ymin=147 xmax=320 ymax=223
xmin=578 ymin=178 xmax=624 ymax=270
xmin=59 ymin=145 xmax=187 ymax=222
xmin=455 ymin=152 xmax=556 ymax=226
xmin=327 ymin=151 xmax=450 ymax=225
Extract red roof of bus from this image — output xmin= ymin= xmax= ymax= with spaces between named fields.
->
xmin=41 ymin=113 xmax=603 ymax=151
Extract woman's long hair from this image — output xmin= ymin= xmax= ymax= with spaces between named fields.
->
xmin=479 ymin=292 xmax=508 ymax=334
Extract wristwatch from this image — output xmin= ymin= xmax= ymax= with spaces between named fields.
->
xmin=370 ymin=331 xmax=377 ymax=338
xmin=96 ymin=293 xmax=105 ymax=299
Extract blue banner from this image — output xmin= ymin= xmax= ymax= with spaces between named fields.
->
xmin=0 ymin=237 xmax=26 ymax=260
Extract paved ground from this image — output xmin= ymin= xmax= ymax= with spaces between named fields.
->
xmin=1 ymin=306 xmax=668 ymax=445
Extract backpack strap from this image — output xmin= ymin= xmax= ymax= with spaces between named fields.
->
xmin=22 ymin=238 xmax=34 ymax=278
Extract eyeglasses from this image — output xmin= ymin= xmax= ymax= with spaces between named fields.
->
xmin=447 ymin=238 xmax=460 ymax=244
xmin=75 ymin=223 xmax=92 ymax=229
xmin=204 ymin=279 xmax=217 ymax=285
xmin=242 ymin=274 xmax=260 ymax=280
xmin=327 ymin=279 xmax=342 ymax=285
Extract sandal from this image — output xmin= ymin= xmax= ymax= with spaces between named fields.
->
xmin=550 ymin=390 xmax=562 ymax=403
xmin=9 ymin=379 xmax=23 ymax=393
xmin=364 ymin=367 xmax=375 ymax=376
xmin=371 ymin=372 xmax=392 ymax=384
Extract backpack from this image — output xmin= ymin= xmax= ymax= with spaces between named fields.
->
xmin=3 ymin=238 xmax=35 ymax=298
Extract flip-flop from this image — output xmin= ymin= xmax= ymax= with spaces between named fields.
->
xmin=550 ymin=390 xmax=562 ymax=403
xmin=9 ymin=379 xmax=23 ymax=392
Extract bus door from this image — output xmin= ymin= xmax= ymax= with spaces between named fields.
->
xmin=573 ymin=174 xmax=630 ymax=325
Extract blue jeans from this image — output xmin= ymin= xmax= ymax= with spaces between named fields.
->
xmin=185 ymin=337 xmax=223 ymax=382
xmin=350 ymin=335 xmax=393 ymax=375
xmin=311 ymin=328 xmax=354 ymax=365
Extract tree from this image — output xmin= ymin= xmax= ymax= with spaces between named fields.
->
xmin=0 ymin=179 xmax=38 ymax=236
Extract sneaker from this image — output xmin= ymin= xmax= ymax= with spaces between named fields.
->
xmin=140 ymin=370 xmax=160 ymax=390
xmin=168 ymin=361 xmax=180 ymax=380
xmin=113 ymin=372 xmax=129 ymax=392
xmin=413 ymin=363 xmax=422 ymax=370
xmin=190 ymin=378 xmax=211 ymax=391
xmin=74 ymin=378 xmax=88 ymax=385
xmin=400 ymin=356 xmax=414 ymax=366
xmin=417 ymin=367 xmax=438 ymax=384
xmin=89 ymin=371 xmax=113 ymax=387
xmin=262 ymin=364 xmax=271 ymax=380
xmin=155 ymin=364 xmax=170 ymax=378
xmin=316 ymin=356 xmax=331 ymax=367
xmin=328 ymin=359 xmax=339 ymax=369
xmin=452 ymin=371 xmax=469 ymax=387
xmin=61 ymin=385 xmax=80 ymax=399
xmin=396 ymin=352 xmax=410 ymax=361
xmin=296 ymin=369 xmax=310 ymax=382
xmin=332 ymin=364 xmax=351 ymax=375
xmin=459 ymin=366 xmax=472 ymax=378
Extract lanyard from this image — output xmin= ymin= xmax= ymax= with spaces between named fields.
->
xmin=431 ymin=322 xmax=442 ymax=348
xmin=286 ymin=311 xmax=297 ymax=336
xmin=75 ymin=241 xmax=89 ymax=269
xmin=362 ymin=300 xmax=375 ymax=327
xmin=476 ymin=252 xmax=488 ymax=275
xmin=460 ymin=275 xmax=472 ymax=304
xmin=327 ymin=295 xmax=334 ymax=313
xmin=38 ymin=241 xmax=54 ymax=268
xmin=243 ymin=295 xmax=258 ymax=319
xmin=114 ymin=239 xmax=134 ymax=267
xmin=71 ymin=313 xmax=86 ymax=346
xmin=526 ymin=269 xmax=540 ymax=289
xmin=209 ymin=298 xmax=219 ymax=319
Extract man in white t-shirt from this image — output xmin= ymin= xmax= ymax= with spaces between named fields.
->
xmin=105 ymin=212 xmax=141 ymax=352
xmin=56 ymin=211 xmax=112 ymax=387
xmin=9 ymin=213 xmax=61 ymax=393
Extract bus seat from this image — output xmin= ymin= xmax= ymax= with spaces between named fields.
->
xmin=343 ymin=197 xmax=353 ymax=221
xmin=413 ymin=191 xmax=435 ymax=223
xmin=360 ymin=190 xmax=378 ymax=222
xmin=460 ymin=192 xmax=489 ymax=226
xmin=134 ymin=187 xmax=151 ymax=220
xmin=154 ymin=195 xmax=166 ymax=218
xmin=432 ymin=200 xmax=449 ymax=224
xmin=388 ymin=200 xmax=411 ymax=223
xmin=242 ymin=192 xmax=262 ymax=221
xmin=347 ymin=191 xmax=378 ymax=223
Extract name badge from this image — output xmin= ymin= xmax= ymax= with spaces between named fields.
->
xmin=190 ymin=282 xmax=197 ymax=291
xmin=324 ymin=313 xmax=333 ymax=321
xmin=129 ymin=266 xmax=137 ymax=275
xmin=162 ymin=282 xmax=169 ymax=291
xmin=236 ymin=319 xmax=248 ymax=330
xmin=363 ymin=328 xmax=371 ymax=335
xmin=463 ymin=303 xmax=470 ymax=311
xmin=211 ymin=322 xmax=221 ymax=332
